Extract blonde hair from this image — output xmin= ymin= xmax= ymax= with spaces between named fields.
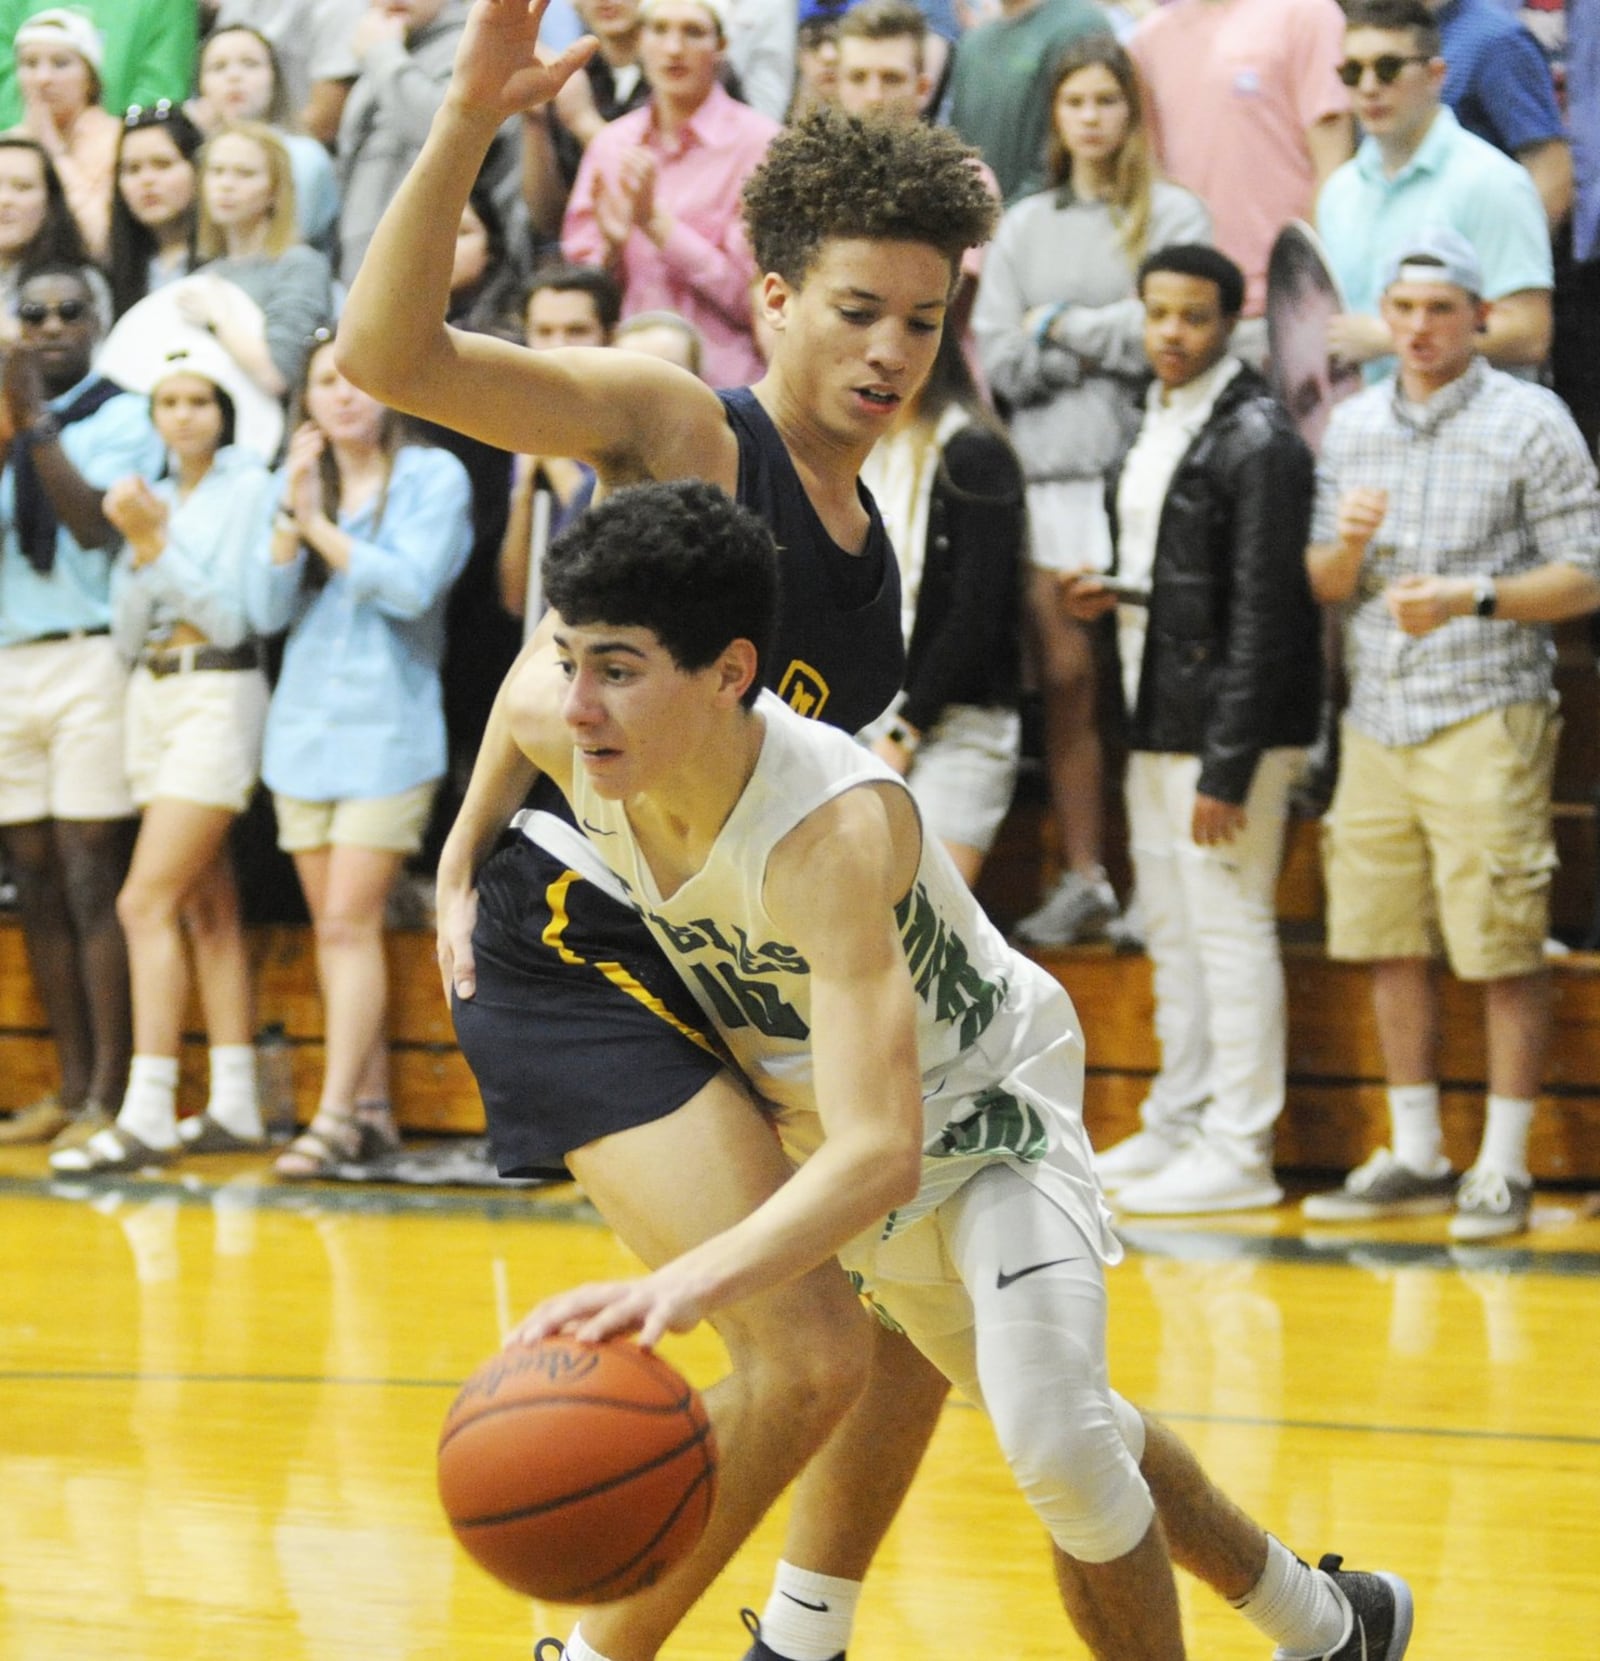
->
xmin=1044 ymin=37 xmax=1155 ymax=269
xmin=195 ymin=120 xmax=298 ymax=260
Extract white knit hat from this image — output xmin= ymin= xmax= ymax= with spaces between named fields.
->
xmin=638 ymin=0 xmax=729 ymax=39
xmin=13 ymin=8 xmax=104 ymax=76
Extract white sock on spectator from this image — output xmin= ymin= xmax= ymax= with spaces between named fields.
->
xmin=116 ymin=1054 xmax=180 ymax=1148
xmin=1388 ymin=1082 xmax=1445 ymax=1173
xmin=207 ymin=1044 xmax=263 ymax=1139
xmin=1478 ymin=1095 xmax=1535 ymax=1181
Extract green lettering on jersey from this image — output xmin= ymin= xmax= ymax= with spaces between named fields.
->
xmin=895 ymin=882 xmax=1007 ymax=1048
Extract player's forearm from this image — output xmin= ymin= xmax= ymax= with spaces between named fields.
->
xmin=338 ymin=100 xmax=501 ymax=404
xmin=438 ymin=679 xmax=542 ymax=889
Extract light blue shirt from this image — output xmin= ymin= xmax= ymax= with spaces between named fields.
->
xmin=1316 ymin=105 xmax=1552 ymax=339
xmin=284 ymin=130 xmax=341 ymax=253
xmin=247 ymin=444 xmax=472 ymax=801
xmin=0 ymin=380 xmax=165 ymax=646
xmin=111 ymin=447 xmax=277 ymax=660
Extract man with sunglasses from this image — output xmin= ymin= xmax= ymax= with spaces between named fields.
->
xmin=1316 ymin=0 xmax=1553 ymax=377
xmin=0 ymin=261 xmax=163 ymax=1149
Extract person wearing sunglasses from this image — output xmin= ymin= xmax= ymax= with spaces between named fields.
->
xmin=0 ymin=260 xmax=165 ymax=1150
xmin=1316 ymin=0 xmax=1553 ymax=377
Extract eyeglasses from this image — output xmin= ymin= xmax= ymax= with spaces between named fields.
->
xmin=123 ymin=99 xmax=176 ymax=128
xmin=1336 ymin=54 xmax=1430 ymax=88
xmin=17 ymin=297 xmax=90 ymax=325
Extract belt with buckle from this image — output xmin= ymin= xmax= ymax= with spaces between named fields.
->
xmin=140 ymin=642 xmax=262 ymax=678
xmin=16 ymin=626 xmax=111 ymax=645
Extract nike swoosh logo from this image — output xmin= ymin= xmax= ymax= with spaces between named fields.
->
xmin=581 ymin=817 xmax=617 ymax=836
xmin=780 ymin=1592 xmax=829 ymax=1612
xmin=996 ymin=1257 xmax=1075 ymax=1290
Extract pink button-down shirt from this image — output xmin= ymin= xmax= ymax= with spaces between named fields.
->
xmin=563 ymin=83 xmax=780 ymax=389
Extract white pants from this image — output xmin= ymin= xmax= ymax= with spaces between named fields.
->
xmin=1125 ymin=748 xmax=1302 ymax=1166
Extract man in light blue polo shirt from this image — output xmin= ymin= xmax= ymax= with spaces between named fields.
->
xmin=0 ymin=262 xmax=164 ymax=1149
xmin=1317 ymin=0 xmax=1552 ymax=378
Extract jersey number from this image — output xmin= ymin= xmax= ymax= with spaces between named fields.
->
xmin=689 ymin=961 xmax=809 ymax=1040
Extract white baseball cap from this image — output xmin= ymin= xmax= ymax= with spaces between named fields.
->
xmin=13 ymin=8 xmax=104 ymax=76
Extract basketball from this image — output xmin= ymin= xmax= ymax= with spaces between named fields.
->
xmin=437 ymin=1337 xmax=719 ymax=1603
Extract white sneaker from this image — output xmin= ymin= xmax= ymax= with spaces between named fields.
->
xmin=1114 ymin=1143 xmax=1284 ymax=1216
xmin=1094 ymin=1126 xmax=1191 ymax=1192
xmin=1013 ymin=868 xmax=1118 ymax=947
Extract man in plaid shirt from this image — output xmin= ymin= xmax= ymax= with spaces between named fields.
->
xmin=1302 ymin=227 xmax=1600 ymax=1242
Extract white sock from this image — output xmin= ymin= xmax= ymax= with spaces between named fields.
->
xmin=206 ymin=1044 xmax=263 ymax=1138
xmin=758 ymin=1562 xmax=862 ymax=1661
xmin=1387 ymin=1082 xmax=1446 ymax=1173
xmin=564 ymin=1628 xmax=614 ymax=1661
xmin=115 ymin=1055 xmax=180 ymax=1148
xmin=1231 ymin=1535 xmax=1348 ymax=1658
xmin=1477 ymin=1094 xmax=1534 ymax=1182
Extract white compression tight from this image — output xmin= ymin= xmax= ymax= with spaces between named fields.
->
xmin=898 ymin=1162 xmax=1153 ymax=1563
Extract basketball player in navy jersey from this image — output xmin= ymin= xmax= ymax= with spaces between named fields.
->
xmin=338 ymin=5 xmax=994 ymax=1657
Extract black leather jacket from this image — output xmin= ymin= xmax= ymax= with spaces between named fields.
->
xmin=1107 ymin=363 xmax=1322 ymax=806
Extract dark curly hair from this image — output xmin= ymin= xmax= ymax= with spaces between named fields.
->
xmin=544 ymin=480 xmax=779 ymax=707
xmin=742 ymin=108 xmax=996 ymax=287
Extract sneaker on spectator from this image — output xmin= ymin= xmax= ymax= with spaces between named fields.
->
xmin=0 ymin=1094 xmax=69 ymax=1145
xmin=1448 ymin=1165 xmax=1534 ymax=1243
xmin=1094 ymin=1124 xmax=1193 ymax=1192
xmin=1104 ymin=887 xmax=1145 ymax=951
xmin=1301 ymin=1148 xmax=1457 ymax=1222
xmin=1013 ymin=868 xmax=1118 ymax=947
xmin=1115 ymin=1142 xmax=1283 ymax=1215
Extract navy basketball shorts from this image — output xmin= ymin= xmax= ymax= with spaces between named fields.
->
xmin=451 ymin=834 xmax=724 ymax=1178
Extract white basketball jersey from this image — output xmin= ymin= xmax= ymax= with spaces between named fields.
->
xmin=570 ymin=693 xmax=1108 ymax=1244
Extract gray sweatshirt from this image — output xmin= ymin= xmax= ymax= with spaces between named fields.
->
xmin=974 ymin=180 xmax=1211 ymax=484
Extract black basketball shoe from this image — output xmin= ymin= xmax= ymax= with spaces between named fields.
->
xmin=1272 ymin=1553 xmax=1414 ymax=1660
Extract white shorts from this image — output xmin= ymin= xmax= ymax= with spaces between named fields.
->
xmin=1025 ymin=479 xmax=1113 ymax=575
xmin=0 ymin=634 xmax=133 ymax=823
xmin=860 ymin=703 xmax=1021 ymax=855
xmin=273 ymin=779 xmax=439 ymax=855
xmin=125 ymin=664 xmax=269 ymax=812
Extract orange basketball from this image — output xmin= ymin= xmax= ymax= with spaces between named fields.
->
xmin=437 ymin=1337 xmax=718 ymax=1603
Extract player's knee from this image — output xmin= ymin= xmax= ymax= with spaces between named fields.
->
xmin=721 ymin=1288 xmax=873 ymax=1439
xmin=993 ymin=1389 xmax=1155 ymax=1565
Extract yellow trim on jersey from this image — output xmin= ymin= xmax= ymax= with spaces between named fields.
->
xmin=541 ymin=868 xmax=718 ymax=1056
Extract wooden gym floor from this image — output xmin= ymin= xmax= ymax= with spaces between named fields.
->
xmin=2 ymin=1150 xmax=1598 ymax=1660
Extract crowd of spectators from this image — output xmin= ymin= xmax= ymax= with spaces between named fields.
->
xmin=0 ymin=0 xmax=1592 ymax=1239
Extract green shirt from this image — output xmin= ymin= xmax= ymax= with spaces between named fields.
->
xmin=948 ymin=0 xmax=1110 ymax=203
xmin=0 ymin=0 xmax=196 ymax=125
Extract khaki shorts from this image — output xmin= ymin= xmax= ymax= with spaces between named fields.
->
xmin=273 ymin=779 xmax=439 ymax=855
xmin=125 ymin=665 xmax=269 ymax=812
xmin=0 ymin=635 xmax=133 ymax=823
xmin=1323 ymin=704 xmax=1560 ymax=981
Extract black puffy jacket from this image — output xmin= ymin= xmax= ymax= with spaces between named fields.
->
xmin=1107 ymin=364 xmax=1323 ymax=806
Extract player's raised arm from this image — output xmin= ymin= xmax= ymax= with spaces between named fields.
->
xmin=337 ymin=0 xmax=732 ymax=483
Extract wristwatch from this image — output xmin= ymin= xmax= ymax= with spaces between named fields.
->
xmin=886 ymin=720 xmax=921 ymax=755
xmin=1472 ymin=575 xmax=1498 ymax=618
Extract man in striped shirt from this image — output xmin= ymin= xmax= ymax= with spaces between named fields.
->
xmin=1303 ymin=227 xmax=1600 ymax=1241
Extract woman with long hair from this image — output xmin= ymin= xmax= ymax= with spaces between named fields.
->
xmin=190 ymin=25 xmax=339 ymax=255
xmin=0 ymin=134 xmax=90 ymax=330
xmin=185 ymin=119 xmax=332 ymax=399
xmin=859 ymin=324 xmax=1025 ymax=887
xmin=246 ymin=335 xmax=472 ymax=1178
xmin=974 ymin=33 xmax=1209 ymax=946
xmin=106 ymin=102 xmax=203 ymax=321
xmin=50 ymin=344 xmax=278 ymax=1175
xmin=6 ymin=8 xmax=119 ymax=259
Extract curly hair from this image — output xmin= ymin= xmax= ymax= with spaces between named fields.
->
xmin=544 ymin=480 xmax=779 ymax=705
xmin=742 ymin=108 xmax=996 ymax=286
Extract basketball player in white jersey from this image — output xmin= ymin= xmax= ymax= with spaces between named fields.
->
xmin=505 ymin=479 xmax=1415 ymax=1661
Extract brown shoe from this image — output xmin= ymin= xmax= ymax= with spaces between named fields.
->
xmin=0 ymin=1094 xmax=70 ymax=1145
xmin=49 ymin=1101 xmax=114 ymax=1152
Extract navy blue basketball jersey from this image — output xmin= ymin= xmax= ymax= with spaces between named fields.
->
xmin=720 ymin=387 xmax=904 ymax=735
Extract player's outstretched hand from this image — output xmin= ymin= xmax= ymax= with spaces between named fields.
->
xmin=449 ymin=0 xmax=599 ymax=124
xmin=512 ymin=1269 xmax=711 ymax=1351
xmin=436 ymin=871 xmax=479 ymax=1001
